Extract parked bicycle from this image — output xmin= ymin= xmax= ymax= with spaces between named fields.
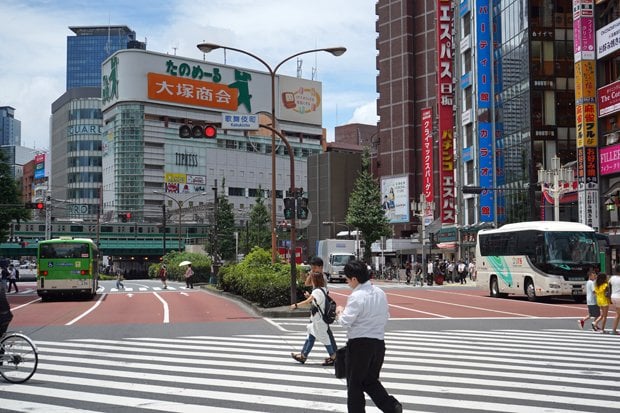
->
xmin=0 ymin=331 xmax=38 ymax=383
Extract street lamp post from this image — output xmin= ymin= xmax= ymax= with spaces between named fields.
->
xmin=411 ymin=194 xmax=435 ymax=282
xmin=537 ymin=156 xmax=575 ymax=221
xmin=153 ymin=191 xmax=206 ymax=252
xmin=259 ymin=123 xmax=299 ymax=304
xmin=196 ymin=42 xmax=346 ymax=264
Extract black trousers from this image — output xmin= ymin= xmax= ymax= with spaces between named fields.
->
xmin=346 ymin=337 xmax=400 ymax=412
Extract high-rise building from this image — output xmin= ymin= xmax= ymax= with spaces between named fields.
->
xmin=51 ymin=25 xmax=144 ymax=221
xmin=66 ymin=25 xmax=143 ymax=90
xmin=375 ymin=0 xmax=619 ymax=261
xmin=0 ymin=106 xmax=21 ymax=146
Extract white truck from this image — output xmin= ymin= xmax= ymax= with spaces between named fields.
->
xmin=316 ymin=239 xmax=356 ymax=282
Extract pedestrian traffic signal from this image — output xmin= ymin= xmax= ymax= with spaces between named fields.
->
xmin=283 ymin=198 xmax=295 ymax=220
xmin=178 ymin=123 xmax=218 ymax=139
xmin=25 ymin=202 xmax=45 ymax=209
xmin=296 ymin=197 xmax=309 ymax=220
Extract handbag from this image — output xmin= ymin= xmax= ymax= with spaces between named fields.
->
xmin=334 ymin=346 xmax=347 ymax=379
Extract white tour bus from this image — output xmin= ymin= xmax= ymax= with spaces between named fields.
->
xmin=475 ymin=221 xmax=601 ymax=302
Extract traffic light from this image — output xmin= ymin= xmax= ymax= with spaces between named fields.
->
xmin=25 ymin=202 xmax=45 ymax=209
xmin=118 ymin=212 xmax=131 ymax=223
xmin=178 ymin=124 xmax=217 ymax=139
xmin=204 ymin=124 xmax=217 ymax=138
xmin=296 ymin=197 xmax=309 ymax=220
xmin=283 ymin=198 xmax=295 ymax=220
xmin=462 ymin=186 xmax=484 ymax=194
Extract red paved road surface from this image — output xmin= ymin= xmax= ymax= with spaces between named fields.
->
xmin=7 ymin=282 xmax=614 ymax=326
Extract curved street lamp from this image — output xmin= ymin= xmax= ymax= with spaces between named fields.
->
xmin=196 ymin=42 xmax=346 ymax=264
xmin=153 ymin=191 xmax=207 ymax=252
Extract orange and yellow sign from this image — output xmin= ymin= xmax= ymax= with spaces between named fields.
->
xmin=147 ymin=73 xmax=238 ymax=111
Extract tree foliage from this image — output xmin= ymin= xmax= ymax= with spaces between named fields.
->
xmin=0 ymin=150 xmax=29 ymax=241
xmin=346 ymin=148 xmax=391 ymax=261
xmin=215 ymin=188 xmax=236 ymax=260
xmin=246 ymin=188 xmax=271 ymax=251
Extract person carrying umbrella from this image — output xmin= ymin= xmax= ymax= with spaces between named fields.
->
xmin=184 ymin=263 xmax=194 ymax=289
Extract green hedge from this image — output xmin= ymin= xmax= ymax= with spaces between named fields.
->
xmin=148 ymin=251 xmax=212 ymax=284
xmin=219 ymin=247 xmax=308 ymax=308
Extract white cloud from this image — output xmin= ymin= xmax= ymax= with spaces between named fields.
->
xmin=348 ymin=101 xmax=378 ymax=125
xmin=0 ymin=0 xmax=377 ymax=151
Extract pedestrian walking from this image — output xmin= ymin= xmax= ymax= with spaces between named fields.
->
xmin=592 ymin=272 xmax=611 ymax=333
xmin=457 ymin=260 xmax=467 ymax=284
xmin=158 ymin=264 xmax=168 ymax=289
xmin=468 ymin=260 xmax=476 ymax=281
xmin=1 ymin=265 xmax=9 ymax=291
xmin=304 ymin=256 xmax=337 ymax=354
xmin=184 ymin=263 xmax=194 ymax=289
xmin=115 ymin=270 xmax=125 ymax=290
xmin=0 ymin=282 xmax=14 ymax=337
xmin=6 ymin=264 xmax=18 ymax=293
xmin=609 ymin=272 xmax=620 ymax=334
xmin=405 ymin=261 xmax=412 ymax=285
xmin=578 ymin=268 xmax=600 ymax=330
xmin=336 ymin=259 xmax=402 ymax=413
xmin=290 ymin=271 xmax=336 ymax=366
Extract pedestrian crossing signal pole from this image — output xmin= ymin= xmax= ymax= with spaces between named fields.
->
xmin=412 ymin=194 xmax=435 ymax=283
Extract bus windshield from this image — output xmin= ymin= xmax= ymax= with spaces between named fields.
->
xmin=39 ymin=242 xmax=90 ymax=259
xmin=544 ymin=231 xmax=598 ymax=266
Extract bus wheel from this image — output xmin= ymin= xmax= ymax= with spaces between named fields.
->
xmin=490 ymin=277 xmax=500 ymax=298
xmin=525 ymin=279 xmax=537 ymax=301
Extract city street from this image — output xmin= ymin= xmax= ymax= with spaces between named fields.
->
xmin=2 ymin=281 xmax=620 ymax=412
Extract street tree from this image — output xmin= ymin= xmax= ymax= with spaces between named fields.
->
xmin=346 ymin=148 xmax=391 ymax=262
xmin=0 ymin=150 xmax=29 ymax=242
xmin=247 ymin=188 xmax=271 ymax=251
xmin=214 ymin=185 xmax=236 ymax=261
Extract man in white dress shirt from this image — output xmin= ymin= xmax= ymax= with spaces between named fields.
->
xmin=336 ymin=260 xmax=402 ymax=413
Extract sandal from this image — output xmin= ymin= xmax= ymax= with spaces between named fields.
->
xmin=291 ymin=353 xmax=307 ymax=364
xmin=322 ymin=357 xmax=335 ymax=366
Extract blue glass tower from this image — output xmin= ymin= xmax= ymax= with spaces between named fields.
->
xmin=66 ymin=26 xmax=142 ymax=90
xmin=0 ymin=106 xmax=21 ymax=146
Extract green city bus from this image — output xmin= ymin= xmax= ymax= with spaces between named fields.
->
xmin=37 ymin=237 xmax=99 ymax=301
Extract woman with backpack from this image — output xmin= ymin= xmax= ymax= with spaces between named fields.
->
xmin=290 ymin=271 xmax=336 ymax=366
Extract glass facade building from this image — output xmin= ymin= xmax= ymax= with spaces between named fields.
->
xmin=0 ymin=106 xmax=21 ymax=146
xmin=66 ymin=26 xmax=138 ymax=90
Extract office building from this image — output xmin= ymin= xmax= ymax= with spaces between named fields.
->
xmin=99 ymin=49 xmax=323 ymax=230
xmin=374 ymin=0 xmax=619 ymax=260
xmin=0 ymin=106 xmax=21 ymax=146
xmin=66 ymin=25 xmax=142 ymax=90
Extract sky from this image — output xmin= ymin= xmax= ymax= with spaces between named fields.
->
xmin=0 ymin=0 xmax=379 ymax=151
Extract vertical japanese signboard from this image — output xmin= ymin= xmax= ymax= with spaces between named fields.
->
xmin=421 ymin=108 xmax=434 ymax=203
xmin=437 ymin=0 xmax=455 ymax=225
xmin=573 ymin=0 xmax=599 ymax=230
xmin=476 ymin=0 xmax=495 ymax=223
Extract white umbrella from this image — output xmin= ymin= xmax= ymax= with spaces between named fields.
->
xmin=178 ymin=261 xmax=192 ymax=266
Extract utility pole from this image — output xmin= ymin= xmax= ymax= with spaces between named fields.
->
xmin=162 ymin=204 xmax=167 ymax=259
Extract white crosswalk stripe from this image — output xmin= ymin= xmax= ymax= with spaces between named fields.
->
xmin=1 ymin=329 xmax=619 ymax=412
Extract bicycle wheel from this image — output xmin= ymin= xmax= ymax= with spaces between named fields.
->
xmin=0 ymin=333 xmax=38 ymax=383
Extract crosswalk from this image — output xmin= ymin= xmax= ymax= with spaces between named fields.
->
xmin=2 ymin=327 xmax=620 ymax=412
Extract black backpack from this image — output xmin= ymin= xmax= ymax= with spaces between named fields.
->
xmin=315 ymin=288 xmax=337 ymax=325
xmin=14 ymin=269 xmax=19 ymax=280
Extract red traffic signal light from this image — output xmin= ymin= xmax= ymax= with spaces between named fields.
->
xmin=204 ymin=124 xmax=217 ymax=138
xmin=25 ymin=202 xmax=45 ymax=209
xmin=118 ymin=212 xmax=131 ymax=222
xmin=178 ymin=124 xmax=217 ymax=139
